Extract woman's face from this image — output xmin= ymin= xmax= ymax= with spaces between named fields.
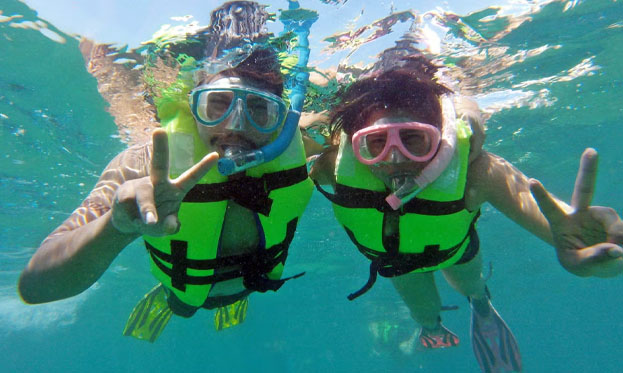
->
xmin=357 ymin=108 xmax=440 ymax=185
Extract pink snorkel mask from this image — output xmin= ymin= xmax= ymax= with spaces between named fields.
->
xmin=352 ymin=96 xmax=458 ymax=210
xmin=352 ymin=122 xmax=441 ymax=165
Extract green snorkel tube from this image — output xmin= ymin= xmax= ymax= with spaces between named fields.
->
xmin=217 ymin=1 xmax=318 ymax=176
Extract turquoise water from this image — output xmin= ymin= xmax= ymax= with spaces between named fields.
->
xmin=2 ymin=0 xmax=623 ymax=371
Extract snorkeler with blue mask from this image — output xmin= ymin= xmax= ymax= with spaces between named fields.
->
xmin=18 ymin=1 xmax=318 ymax=344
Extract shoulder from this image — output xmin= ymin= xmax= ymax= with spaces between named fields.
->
xmin=454 ymin=95 xmax=486 ymax=163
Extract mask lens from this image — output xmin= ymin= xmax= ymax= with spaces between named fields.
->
xmin=399 ymin=128 xmax=433 ymax=157
xmin=360 ymin=132 xmax=388 ymax=160
xmin=246 ymin=93 xmax=280 ymax=129
xmin=201 ymin=90 xmax=234 ymax=122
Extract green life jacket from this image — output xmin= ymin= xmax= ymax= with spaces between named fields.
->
xmin=316 ymin=119 xmax=480 ymax=300
xmin=143 ymin=101 xmax=313 ymax=307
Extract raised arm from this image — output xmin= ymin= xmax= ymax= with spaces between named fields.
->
xmin=18 ymin=129 xmax=218 ymax=303
xmin=466 ymin=148 xmax=623 ymax=277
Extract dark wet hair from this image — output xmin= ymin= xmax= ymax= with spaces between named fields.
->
xmin=206 ymin=48 xmax=284 ymax=96
xmin=330 ymin=55 xmax=452 ymax=141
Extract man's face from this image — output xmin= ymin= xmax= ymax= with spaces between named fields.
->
xmin=192 ymin=76 xmax=282 ymax=157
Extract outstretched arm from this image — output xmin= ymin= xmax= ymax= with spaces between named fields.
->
xmin=18 ymin=129 xmax=218 ymax=303
xmin=467 ymin=148 xmax=623 ymax=277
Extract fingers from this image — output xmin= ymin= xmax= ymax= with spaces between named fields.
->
xmin=135 ymin=182 xmax=157 ymax=224
xmin=588 ymin=206 xmax=623 ymax=233
xmin=566 ymin=243 xmax=623 ymax=277
xmin=529 ymin=178 xmax=566 ymax=224
xmin=162 ymin=214 xmax=180 ymax=235
xmin=150 ymin=129 xmax=170 ymax=185
xmin=575 ymin=243 xmax=622 ymax=262
xmin=607 ymin=217 xmax=623 ymax=244
xmin=173 ymin=152 xmax=219 ymax=193
xmin=571 ymin=148 xmax=598 ymax=211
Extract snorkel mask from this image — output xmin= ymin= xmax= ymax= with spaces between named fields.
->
xmin=189 ymin=76 xmax=302 ymax=175
xmin=352 ymin=121 xmax=442 ymax=165
xmin=353 ymin=95 xmax=457 ymax=210
xmin=190 ymin=78 xmax=288 ymax=133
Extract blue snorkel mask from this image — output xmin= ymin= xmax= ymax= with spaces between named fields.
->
xmin=190 ymin=2 xmax=317 ymax=176
xmin=188 ymin=76 xmax=296 ymax=175
xmin=189 ymin=83 xmax=288 ymax=134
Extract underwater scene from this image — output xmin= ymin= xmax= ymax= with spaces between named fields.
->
xmin=2 ymin=0 xmax=623 ymax=371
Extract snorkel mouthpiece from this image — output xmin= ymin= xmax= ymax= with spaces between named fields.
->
xmin=386 ymin=176 xmax=421 ymax=210
xmin=218 ymin=147 xmax=265 ymax=175
xmin=217 ymin=109 xmax=300 ymax=175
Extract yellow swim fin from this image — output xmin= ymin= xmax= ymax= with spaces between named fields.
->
xmin=123 ymin=284 xmax=173 ymax=342
xmin=214 ymin=297 xmax=249 ymax=331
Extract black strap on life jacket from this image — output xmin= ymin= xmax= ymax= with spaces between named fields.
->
xmin=347 ymin=211 xmax=481 ymax=300
xmin=314 ymin=181 xmax=466 ymax=216
xmin=146 ymin=218 xmax=303 ymax=293
xmin=184 ymin=165 xmax=308 ymax=216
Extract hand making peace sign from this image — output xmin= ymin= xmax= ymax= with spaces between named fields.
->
xmin=111 ymin=129 xmax=219 ymax=236
xmin=530 ymin=148 xmax=623 ymax=277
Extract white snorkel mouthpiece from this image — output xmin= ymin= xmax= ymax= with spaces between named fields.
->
xmin=385 ymin=95 xmax=458 ymax=210
xmin=386 ymin=175 xmax=421 ymax=210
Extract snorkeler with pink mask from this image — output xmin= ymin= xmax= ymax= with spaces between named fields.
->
xmin=310 ymin=55 xmax=623 ymax=372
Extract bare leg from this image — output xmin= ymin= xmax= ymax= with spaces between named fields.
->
xmin=390 ymin=272 xmax=440 ymax=329
xmin=441 ymin=251 xmax=488 ymax=307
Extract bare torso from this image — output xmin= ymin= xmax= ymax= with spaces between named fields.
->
xmin=210 ymin=201 xmax=260 ymax=296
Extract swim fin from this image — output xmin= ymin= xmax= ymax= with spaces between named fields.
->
xmin=214 ymin=297 xmax=249 ymax=331
xmin=470 ymin=297 xmax=522 ymax=372
xmin=418 ymin=322 xmax=460 ymax=349
xmin=123 ymin=284 xmax=173 ymax=342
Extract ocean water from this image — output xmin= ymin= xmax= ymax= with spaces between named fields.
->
xmin=1 ymin=0 xmax=623 ymax=372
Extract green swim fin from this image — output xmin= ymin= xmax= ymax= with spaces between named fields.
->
xmin=214 ymin=297 xmax=249 ymax=331
xmin=123 ymin=284 xmax=173 ymax=342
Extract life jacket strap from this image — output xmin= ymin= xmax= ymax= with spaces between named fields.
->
xmin=183 ymin=165 xmax=308 ymax=216
xmin=346 ymin=211 xmax=481 ymax=300
xmin=146 ymin=218 xmax=300 ymax=292
xmin=315 ymin=181 xmax=466 ymax=215
xmin=243 ymin=271 xmax=305 ymax=293
xmin=347 ymin=262 xmax=379 ymax=301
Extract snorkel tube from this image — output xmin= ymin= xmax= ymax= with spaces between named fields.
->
xmin=385 ymin=95 xmax=458 ymax=210
xmin=217 ymin=1 xmax=318 ymax=176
